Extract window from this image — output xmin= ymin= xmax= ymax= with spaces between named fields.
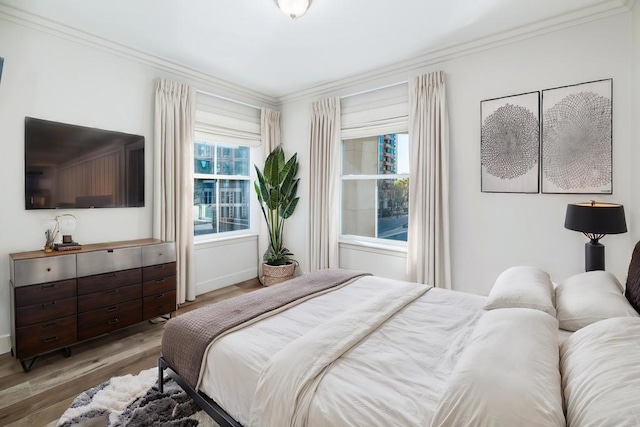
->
xmin=341 ymin=133 xmax=409 ymax=243
xmin=194 ymin=140 xmax=251 ymax=237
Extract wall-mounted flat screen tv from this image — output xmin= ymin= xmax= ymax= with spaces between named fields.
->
xmin=25 ymin=117 xmax=145 ymax=209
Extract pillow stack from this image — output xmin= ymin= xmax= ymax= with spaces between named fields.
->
xmin=484 ymin=266 xmax=556 ymax=316
xmin=555 ymin=270 xmax=639 ymax=331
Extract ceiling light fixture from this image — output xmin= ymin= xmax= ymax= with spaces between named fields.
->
xmin=276 ymin=0 xmax=311 ymax=19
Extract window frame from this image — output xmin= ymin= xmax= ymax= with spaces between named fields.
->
xmin=193 ymin=138 xmax=259 ymax=243
xmin=339 ymin=132 xmax=410 ymax=248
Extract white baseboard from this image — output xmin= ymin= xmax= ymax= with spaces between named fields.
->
xmin=196 ymin=267 xmax=258 ymax=296
xmin=0 ymin=334 xmax=11 ymax=355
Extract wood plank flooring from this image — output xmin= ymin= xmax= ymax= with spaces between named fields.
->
xmin=0 ymin=278 xmax=262 ymax=426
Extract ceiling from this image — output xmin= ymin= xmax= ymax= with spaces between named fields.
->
xmin=0 ymin=0 xmax=632 ymax=98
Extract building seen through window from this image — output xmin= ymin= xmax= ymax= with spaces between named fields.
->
xmin=194 ymin=141 xmax=250 ymax=236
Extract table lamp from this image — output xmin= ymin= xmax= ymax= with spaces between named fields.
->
xmin=564 ymin=201 xmax=627 ymax=271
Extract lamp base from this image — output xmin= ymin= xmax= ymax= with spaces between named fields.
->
xmin=585 ymin=240 xmax=605 ymax=272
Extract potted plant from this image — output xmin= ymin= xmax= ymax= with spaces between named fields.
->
xmin=254 ymin=145 xmax=300 ymax=286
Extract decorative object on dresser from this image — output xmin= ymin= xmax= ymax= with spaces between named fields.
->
xmin=541 ymin=78 xmax=612 ymax=194
xmin=564 ymin=200 xmax=627 ymax=271
xmin=9 ymin=238 xmax=176 ymax=372
xmin=254 ymin=145 xmax=300 ymax=286
xmin=480 ymin=91 xmax=540 ymax=193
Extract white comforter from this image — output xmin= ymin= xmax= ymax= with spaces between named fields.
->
xmin=200 ymin=275 xmax=486 ymax=426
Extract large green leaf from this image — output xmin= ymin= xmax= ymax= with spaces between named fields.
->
xmin=266 ymin=188 xmax=280 ymax=210
xmin=279 ymin=153 xmax=298 ymax=184
xmin=281 ymin=178 xmax=299 ymax=201
xmin=263 ymin=147 xmax=280 ymax=187
xmin=280 ymin=197 xmax=299 ymax=219
xmin=254 ymin=167 xmax=269 ymax=204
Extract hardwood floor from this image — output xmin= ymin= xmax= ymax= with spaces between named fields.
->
xmin=0 ymin=278 xmax=262 ymax=426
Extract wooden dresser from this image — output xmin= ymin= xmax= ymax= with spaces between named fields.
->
xmin=9 ymin=238 xmax=176 ymax=372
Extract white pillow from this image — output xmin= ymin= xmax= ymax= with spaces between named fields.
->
xmin=561 ymin=317 xmax=640 ymax=426
xmin=431 ymin=308 xmax=564 ymax=427
xmin=484 ymin=266 xmax=556 ymax=316
xmin=555 ymin=270 xmax=639 ymax=332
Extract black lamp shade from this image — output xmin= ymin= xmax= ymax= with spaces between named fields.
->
xmin=564 ymin=202 xmax=627 ymax=235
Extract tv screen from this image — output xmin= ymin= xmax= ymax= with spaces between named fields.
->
xmin=25 ymin=117 xmax=145 ymax=209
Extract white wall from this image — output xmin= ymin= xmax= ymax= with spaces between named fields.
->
xmin=281 ymin=12 xmax=634 ymax=294
xmin=0 ymin=20 xmax=264 ymax=353
xmin=631 ymin=3 xmax=640 ymax=248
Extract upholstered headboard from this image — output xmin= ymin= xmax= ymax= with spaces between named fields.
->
xmin=625 ymin=241 xmax=640 ymax=313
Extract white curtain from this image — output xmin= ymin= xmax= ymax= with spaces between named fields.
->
xmin=153 ymin=78 xmax=196 ymax=303
xmin=407 ymin=71 xmax=451 ymax=288
xmin=258 ymin=108 xmax=281 ymax=278
xmin=308 ymin=97 xmax=341 ymax=271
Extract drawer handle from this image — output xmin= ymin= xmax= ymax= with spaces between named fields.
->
xmin=155 ymin=293 xmax=165 ymax=299
xmin=107 ymin=305 xmax=118 ymax=312
xmin=155 ymin=265 xmax=166 ymax=270
xmin=42 ymin=284 xmax=56 ymax=289
xmin=156 ymin=305 xmax=166 ymax=310
xmin=43 ymin=321 xmax=57 ymax=327
xmin=108 ymin=318 xmax=119 ymax=325
xmin=106 ymin=289 xmax=119 ymax=294
xmin=107 ymin=273 xmax=117 ymax=278
xmin=155 ymin=278 xmax=165 ymax=284
xmin=42 ymin=301 xmax=56 ymax=308
xmin=43 ymin=336 xmax=58 ymax=343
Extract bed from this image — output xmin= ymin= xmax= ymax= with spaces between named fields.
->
xmin=159 ymin=243 xmax=640 ymax=427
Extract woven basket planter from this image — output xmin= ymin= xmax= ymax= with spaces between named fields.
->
xmin=261 ymin=262 xmax=296 ymax=286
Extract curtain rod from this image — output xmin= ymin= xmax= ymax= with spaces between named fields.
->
xmin=196 ymin=89 xmax=262 ymax=111
xmin=340 ymin=80 xmax=409 ymax=100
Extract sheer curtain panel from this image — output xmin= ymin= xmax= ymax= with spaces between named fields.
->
xmin=407 ymin=71 xmax=451 ymax=288
xmin=259 ymin=108 xmax=281 ymax=276
xmin=309 ymin=97 xmax=341 ymax=271
xmin=153 ymin=78 xmax=196 ymax=303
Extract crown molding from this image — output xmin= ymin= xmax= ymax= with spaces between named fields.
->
xmin=0 ymin=4 xmax=279 ymax=109
xmin=277 ymin=0 xmax=635 ymax=105
xmin=0 ymin=0 xmax=634 ymax=108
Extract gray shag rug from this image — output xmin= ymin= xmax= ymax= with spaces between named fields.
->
xmin=57 ymin=368 xmax=218 ymax=426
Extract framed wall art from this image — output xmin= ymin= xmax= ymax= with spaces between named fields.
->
xmin=481 ymin=91 xmax=540 ymax=193
xmin=541 ymin=78 xmax=612 ymax=194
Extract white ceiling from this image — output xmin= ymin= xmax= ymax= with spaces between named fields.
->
xmin=0 ymin=0 xmax=631 ymax=98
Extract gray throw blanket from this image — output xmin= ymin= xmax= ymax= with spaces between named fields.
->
xmin=161 ymin=269 xmax=370 ymax=390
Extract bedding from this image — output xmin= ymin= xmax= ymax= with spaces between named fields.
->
xmin=163 ymin=266 xmax=627 ymax=427
xmin=162 ymin=269 xmax=369 ymax=389
xmin=555 ymin=270 xmax=638 ymax=332
xmin=431 ymin=308 xmax=564 ymax=427
xmin=560 ymin=317 xmax=640 ymax=427
xmin=484 ymin=266 xmax=556 ymax=315
xmin=199 ymin=275 xmax=486 ymax=426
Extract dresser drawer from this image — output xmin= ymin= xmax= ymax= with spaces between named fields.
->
xmin=143 ymin=276 xmax=176 ymax=297
xmin=143 ymin=290 xmax=176 ymax=320
xmin=77 ymin=246 xmax=141 ymax=277
xmin=11 ymin=255 xmax=76 ymax=287
xmin=15 ymin=315 xmax=77 ymax=359
xmin=78 ymin=299 xmax=142 ymax=341
xmin=77 ymin=268 xmax=142 ymax=295
xmin=78 ymin=283 xmax=142 ymax=313
xmin=142 ymin=262 xmax=176 ymax=282
xmin=15 ymin=297 xmax=77 ymax=328
xmin=14 ymin=279 xmax=77 ymax=307
xmin=142 ymin=242 xmax=176 ymax=267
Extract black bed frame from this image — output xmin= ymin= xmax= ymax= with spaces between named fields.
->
xmin=158 ymin=356 xmax=243 ymax=427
